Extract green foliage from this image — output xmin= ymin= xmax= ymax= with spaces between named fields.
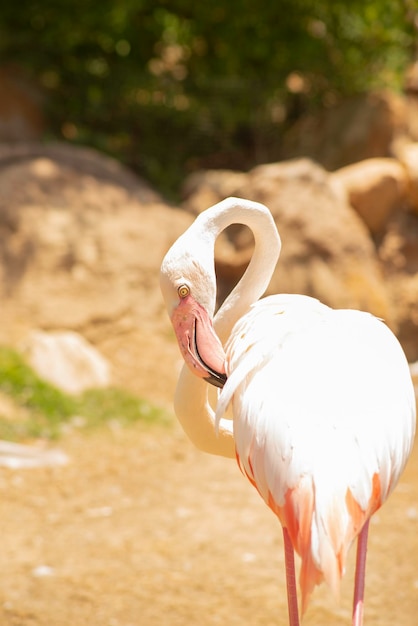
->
xmin=0 ymin=347 xmax=169 ymax=441
xmin=0 ymin=1 xmax=416 ymax=196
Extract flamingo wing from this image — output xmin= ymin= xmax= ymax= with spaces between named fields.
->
xmin=216 ymin=294 xmax=416 ymax=609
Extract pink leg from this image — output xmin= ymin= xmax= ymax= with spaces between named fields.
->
xmin=283 ymin=526 xmax=300 ymax=626
xmin=352 ymin=519 xmax=370 ymax=626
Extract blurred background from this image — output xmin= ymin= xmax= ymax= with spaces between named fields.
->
xmin=0 ymin=0 xmax=417 ymax=198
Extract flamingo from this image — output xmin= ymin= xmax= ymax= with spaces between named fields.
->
xmin=160 ymin=196 xmax=416 ymax=626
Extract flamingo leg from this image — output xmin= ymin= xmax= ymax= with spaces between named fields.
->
xmin=352 ymin=519 xmax=370 ymax=626
xmin=283 ymin=526 xmax=300 ymax=626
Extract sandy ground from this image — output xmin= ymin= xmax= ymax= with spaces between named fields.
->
xmin=1 ymin=408 xmax=418 ymax=626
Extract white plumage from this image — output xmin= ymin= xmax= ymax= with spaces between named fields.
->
xmin=216 ymin=293 xmax=415 ymax=606
xmin=160 ymin=197 xmax=416 ymax=626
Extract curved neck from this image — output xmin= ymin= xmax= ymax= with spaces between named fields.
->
xmin=204 ymin=198 xmax=281 ymax=343
xmin=174 ymin=197 xmax=281 ymax=458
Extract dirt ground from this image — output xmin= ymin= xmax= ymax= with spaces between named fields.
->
xmin=1 ymin=398 xmax=418 ymax=626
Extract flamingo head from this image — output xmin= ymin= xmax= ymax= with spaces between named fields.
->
xmin=160 ymin=242 xmax=227 ymax=389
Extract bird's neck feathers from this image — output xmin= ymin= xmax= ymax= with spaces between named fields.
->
xmin=196 ymin=197 xmax=281 ymax=343
xmin=173 ymin=198 xmax=281 ymax=341
xmin=166 ymin=197 xmax=281 ymax=459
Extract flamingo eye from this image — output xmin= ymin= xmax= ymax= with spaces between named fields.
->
xmin=177 ymin=284 xmax=190 ymax=299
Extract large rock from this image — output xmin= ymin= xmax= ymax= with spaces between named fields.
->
xmin=183 ymin=159 xmax=392 ymax=324
xmin=404 ymin=62 xmax=418 ymax=142
xmin=392 ymin=140 xmax=418 ymax=214
xmin=0 ymin=142 xmax=160 ymax=202
xmin=378 ymin=211 xmax=418 ymax=362
xmin=281 ymin=91 xmax=406 ymax=170
xmin=20 ymin=330 xmax=111 ymax=395
xmin=0 ymin=142 xmax=415 ymax=414
xmin=0 ymin=144 xmax=193 ymax=405
xmin=330 ymin=158 xmax=409 ymax=235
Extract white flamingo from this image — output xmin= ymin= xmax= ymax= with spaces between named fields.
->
xmin=160 ymin=197 xmax=416 ymax=626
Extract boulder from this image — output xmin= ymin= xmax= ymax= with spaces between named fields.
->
xmin=0 ymin=142 xmax=160 ymax=202
xmin=0 ymin=144 xmax=193 ymax=405
xmin=392 ymin=140 xmax=418 ymax=214
xmin=378 ymin=211 xmax=418 ymax=362
xmin=330 ymin=158 xmax=409 ymax=235
xmin=404 ymin=61 xmax=418 ymax=142
xmin=0 ymin=141 xmax=415 ymax=413
xmin=281 ymin=91 xmax=406 ymax=170
xmin=385 ymin=274 xmax=418 ymax=362
xmin=20 ymin=330 xmax=111 ymax=394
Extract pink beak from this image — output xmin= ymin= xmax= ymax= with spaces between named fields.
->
xmin=171 ymin=295 xmax=227 ymax=389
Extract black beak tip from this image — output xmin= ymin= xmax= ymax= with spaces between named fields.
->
xmin=205 ymin=372 xmax=227 ymax=389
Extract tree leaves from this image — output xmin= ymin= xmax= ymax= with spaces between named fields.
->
xmin=0 ymin=0 xmax=416 ymax=197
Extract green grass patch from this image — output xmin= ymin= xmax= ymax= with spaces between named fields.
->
xmin=0 ymin=347 xmax=169 ymax=441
